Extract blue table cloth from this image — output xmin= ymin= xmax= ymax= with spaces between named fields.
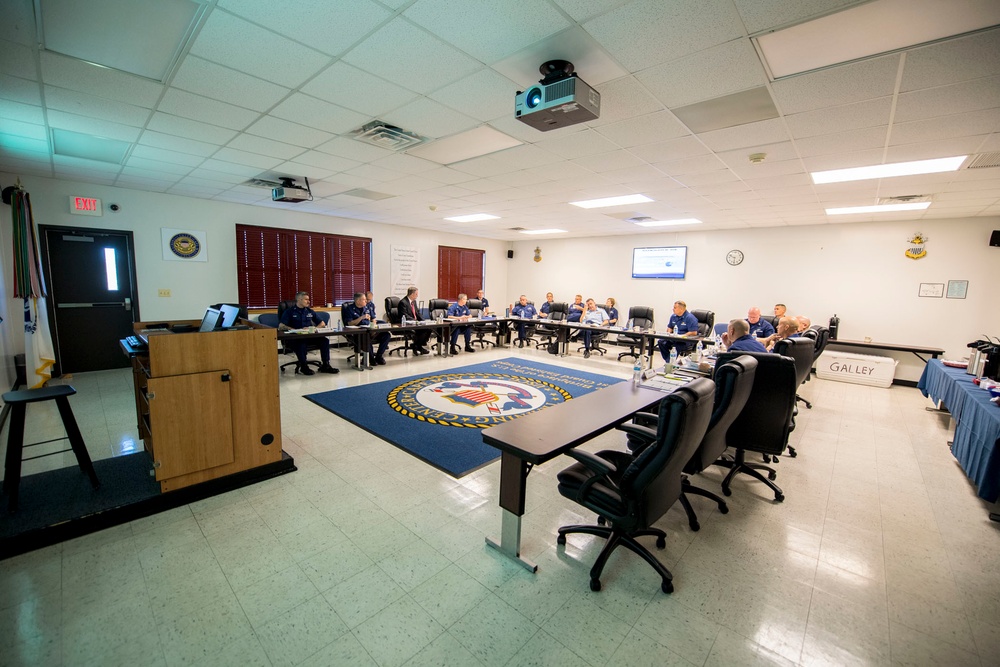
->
xmin=918 ymin=360 xmax=1000 ymax=502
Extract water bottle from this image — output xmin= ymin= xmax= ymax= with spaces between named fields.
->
xmin=669 ymin=347 xmax=678 ymax=369
xmin=632 ymin=359 xmax=642 ymax=386
xmin=696 ymin=339 xmax=704 ymax=359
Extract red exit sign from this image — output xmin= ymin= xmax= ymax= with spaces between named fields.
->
xmin=69 ymin=196 xmax=102 ymax=216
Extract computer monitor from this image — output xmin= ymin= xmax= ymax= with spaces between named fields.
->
xmin=218 ymin=304 xmax=240 ymax=328
xmin=199 ymin=307 xmax=222 ymax=332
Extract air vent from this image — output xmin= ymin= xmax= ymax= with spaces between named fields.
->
xmin=352 ymin=120 xmax=425 ymax=151
xmin=966 ymin=152 xmax=1000 ymax=170
xmin=878 ymin=194 xmax=932 ymax=204
xmin=242 ymin=177 xmax=284 ymax=189
xmin=342 ymin=188 xmax=395 ymax=201
xmin=508 ymin=227 xmax=526 ymax=231
xmin=624 ymin=216 xmax=655 ymax=224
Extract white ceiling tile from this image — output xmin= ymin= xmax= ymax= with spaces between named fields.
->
xmin=744 ymin=173 xmax=812 ymax=190
xmin=550 ymin=0 xmax=631 ymax=22
xmin=213 ymin=191 xmax=266 ymax=204
xmin=429 ymin=68 xmax=522 ymax=122
xmin=901 ymin=28 xmax=1000 ymax=92
xmin=571 ymin=149 xmax=644 ymax=173
xmin=370 ymin=153 xmax=439 ymax=175
xmin=341 ymin=19 xmax=481 ymax=95
xmin=653 ymin=154 xmax=727 ymax=176
xmin=536 ymin=128 xmax=621 ymax=158
xmin=890 ymin=109 xmax=1000 ymax=146
xmin=600 ymin=164 xmax=674 ymax=185
xmin=245 ymin=116 xmax=334 ymax=149
xmin=489 ymin=170 xmax=549 ymax=188
xmin=218 ymin=0 xmax=391 ymax=57
xmin=0 ymin=74 xmax=41 ymax=105
xmin=189 ymin=12 xmax=331 ymax=87
xmin=186 ymin=168 xmax=253 ymax=186
xmin=197 ymin=159 xmax=263 ymax=177
xmin=167 ymin=184 xmax=225 ymax=197
xmin=673 ymin=169 xmax=738 ymax=187
xmin=595 ymin=111 xmax=689 ymax=148
xmin=772 ymin=55 xmax=900 ymax=115
xmin=796 ymin=126 xmax=888 ymax=157
xmin=698 ymin=117 xmax=791 ymax=151
xmin=0 ymin=134 xmax=49 ymax=155
xmin=343 ymin=163 xmax=403 ymax=182
xmin=487 ymin=144 xmax=563 ymax=170
xmin=382 ymin=98 xmax=479 ymax=139
xmin=0 ymin=99 xmax=44 ymax=125
xmin=785 ymin=97 xmax=893 ymax=139
xmin=0 ymin=1 xmax=34 ymax=45
xmin=52 ymin=154 xmax=120 ymax=173
xmin=145 ymin=113 xmax=236 ymax=145
xmin=269 ymin=94 xmax=369 ymax=135
xmin=273 ymin=161 xmax=334 ymax=180
xmin=158 ymin=89 xmax=259 ymax=130
xmin=44 ymin=86 xmax=152 ymax=127
xmin=459 ymin=178 xmax=510 ymax=194
xmin=212 ymin=147 xmax=282 ymax=170
xmin=586 ymin=76 xmax=664 ymax=127
xmin=800 ymin=149 xmax=884 ymax=171
xmin=421 ymin=166 xmax=479 ymax=184
xmin=130 ymin=145 xmax=205 ymax=167
xmin=725 ymin=158 xmax=805 ymax=180
xmin=379 ymin=175 xmax=437 ymax=195
xmin=45 ymin=110 xmax=140 ymax=142
xmin=627 ymin=135 xmax=711 ymax=163
xmin=404 ymin=0 xmax=570 ymax=63
xmin=118 ymin=166 xmax=183 ymax=183
xmin=894 ymin=77 xmax=1000 ymax=123
xmin=450 ymin=155 xmax=516 ymax=177
xmin=115 ymin=175 xmax=173 ymax=192
xmin=584 ymin=0 xmax=746 ymax=71
xmin=171 ymin=56 xmax=290 ymax=112
xmin=638 ymin=38 xmax=767 ymax=109
xmin=716 ymin=141 xmax=800 ymax=166
xmin=292 ymin=151 xmax=361 ymax=173
xmin=0 ymin=39 xmax=36 ymax=79
xmin=732 ymin=0 xmax=862 ymax=34
xmin=302 ymin=62 xmax=419 ymax=118
xmin=314 ymin=136 xmax=395 ymax=163
xmin=227 ymin=134 xmax=304 ymax=161
xmin=139 ymin=130 xmax=221 ymax=158
xmin=39 ymin=51 xmax=162 ymax=108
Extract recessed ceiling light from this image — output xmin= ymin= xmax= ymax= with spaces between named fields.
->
xmin=826 ymin=202 xmax=931 ymax=215
xmin=520 ymin=229 xmax=567 ymax=235
xmin=52 ymin=128 xmax=131 ymax=164
xmin=444 ymin=213 xmax=500 ymax=222
xmin=753 ymin=0 xmax=1000 ymax=80
xmin=634 ymin=218 xmax=702 ymax=227
xmin=569 ymin=194 xmax=653 ymax=209
xmin=811 ymin=156 xmax=967 ymax=184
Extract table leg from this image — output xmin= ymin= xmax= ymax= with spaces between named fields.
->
xmin=558 ymin=325 xmax=569 ymax=357
xmin=485 ymin=451 xmax=537 ymax=572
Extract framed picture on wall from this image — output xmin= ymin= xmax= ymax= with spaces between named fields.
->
xmin=947 ymin=280 xmax=969 ymax=299
xmin=918 ymin=283 xmax=944 ymax=298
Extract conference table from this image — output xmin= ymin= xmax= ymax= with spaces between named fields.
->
xmin=917 ymin=360 xmax=1000 ymax=511
xmin=481 ymin=381 xmax=666 ymax=571
xmin=278 ymin=321 xmax=453 ymax=370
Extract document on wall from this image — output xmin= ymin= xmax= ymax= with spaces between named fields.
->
xmin=390 ymin=246 xmax=419 ymax=297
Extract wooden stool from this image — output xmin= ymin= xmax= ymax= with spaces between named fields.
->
xmin=2 ymin=385 xmax=99 ymax=512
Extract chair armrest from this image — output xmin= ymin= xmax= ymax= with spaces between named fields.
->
xmin=616 ymin=423 xmax=656 ymax=442
xmin=565 ymin=449 xmax=617 ymax=476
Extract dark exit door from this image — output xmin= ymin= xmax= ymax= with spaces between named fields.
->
xmin=39 ymin=226 xmax=139 ymax=374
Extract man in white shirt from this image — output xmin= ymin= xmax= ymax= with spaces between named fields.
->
xmin=579 ymin=298 xmax=609 ymax=358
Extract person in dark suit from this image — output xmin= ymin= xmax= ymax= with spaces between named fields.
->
xmin=398 ymin=285 xmax=431 ymax=355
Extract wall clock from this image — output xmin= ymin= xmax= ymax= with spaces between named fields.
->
xmin=726 ymin=249 xmax=744 ymax=266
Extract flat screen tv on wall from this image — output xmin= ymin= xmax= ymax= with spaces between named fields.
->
xmin=632 ymin=246 xmax=687 ymax=279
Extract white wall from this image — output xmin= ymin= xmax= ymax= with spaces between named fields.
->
xmin=0 ymin=171 xmax=508 ymax=327
xmin=508 ymin=216 xmax=999 ymax=381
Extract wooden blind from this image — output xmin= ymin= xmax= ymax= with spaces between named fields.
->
xmin=437 ymin=246 xmax=484 ymax=301
xmin=236 ymin=224 xmax=370 ymax=308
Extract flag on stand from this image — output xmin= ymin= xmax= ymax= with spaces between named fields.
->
xmin=10 ymin=188 xmax=55 ymax=388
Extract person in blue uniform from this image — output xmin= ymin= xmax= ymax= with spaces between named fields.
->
xmin=746 ymin=307 xmax=775 ymax=338
xmin=724 ymin=319 xmax=768 ymax=352
xmin=604 ymin=297 xmax=619 ymax=326
xmin=364 ymin=291 xmax=382 ymax=322
xmin=566 ymin=294 xmax=585 ymax=323
xmin=579 ymin=298 xmax=609 ymax=358
xmin=509 ymin=294 xmax=537 ymax=345
xmin=539 ymin=292 xmax=555 ymax=317
xmin=343 ymin=292 xmax=390 ymax=366
xmin=475 ymin=289 xmax=492 ymax=315
xmin=763 ymin=317 xmax=799 ymax=351
xmin=658 ymin=300 xmax=698 ymax=361
xmin=447 ymin=294 xmax=475 ymax=354
xmin=278 ymin=291 xmax=338 ymax=375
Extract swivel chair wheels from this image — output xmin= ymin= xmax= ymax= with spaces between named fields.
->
xmin=661 ymin=580 xmax=673 ymax=594
xmin=722 ymin=487 xmax=732 ymax=497
xmin=590 ymin=578 xmax=601 ymax=592
xmin=656 ymin=535 xmax=666 ymax=548
xmin=768 ymin=470 xmax=777 ymax=481
xmin=774 ymin=492 xmax=785 ymax=502
xmin=557 ymin=534 xmax=566 ymax=545
xmin=688 ymin=520 xmax=700 ymax=532
xmin=719 ymin=503 xmax=729 ymax=514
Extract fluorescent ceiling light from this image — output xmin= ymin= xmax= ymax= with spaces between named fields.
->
xmin=444 ymin=213 xmax=500 ymax=222
xmin=408 ymin=126 xmax=522 ymax=165
xmin=811 ymin=156 xmax=967 ymax=184
xmin=826 ymin=202 xmax=931 ymax=215
xmin=754 ymin=0 xmax=1000 ymax=79
xmin=520 ymin=229 xmax=567 ymax=235
xmin=52 ymin=128 xmax=131 ymax=164
xmin=634 ymin=218 xmax=702 ymax=227
xmin=569 ymin=194 xmax=653 ymax=209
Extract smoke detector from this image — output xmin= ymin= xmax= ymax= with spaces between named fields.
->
xmin=748 ymin=152 xmax=767 ymax=164
xmin=352 ymin=120 xmax=425 ymax=151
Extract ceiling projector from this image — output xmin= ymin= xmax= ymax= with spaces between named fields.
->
xmin=272 ymin=177 xmax=312 ymax=203
xmin=514 ymin=60 xmax=600 ymax=132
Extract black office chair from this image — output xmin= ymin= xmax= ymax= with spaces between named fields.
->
xmin=576 ymin=320 xmax=609 ymax=356
xmin=713 ymin=350 xmax=798 ymax=502
xmin=690 ymin=309 xmax=715 ymax=338
xmin=384 ymin=296 xmax=412 ymax=357
xmin=428 ymin=298 xmax=450 ymax=353
xmin=274 ymin=301 xmax=330 ymax=374
xmin=803 ymin=327 xmax=831 ymax=409
xmin=618 ymin=355 xmax=759 ymax=531
xmin=615 ymin=306 xmax=654 ymax=362
xmin=555 ymin=378 xmax=715 ymax=593
xmin=467 ymin=298 xmax=497 ymax=349
xmin=534 ymin=302 xmax=567 ymax=349
xmin=762 ymin=315 xmax=780 ymax=331
xmin=774 ymin=337 xmax=815 ymax=460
